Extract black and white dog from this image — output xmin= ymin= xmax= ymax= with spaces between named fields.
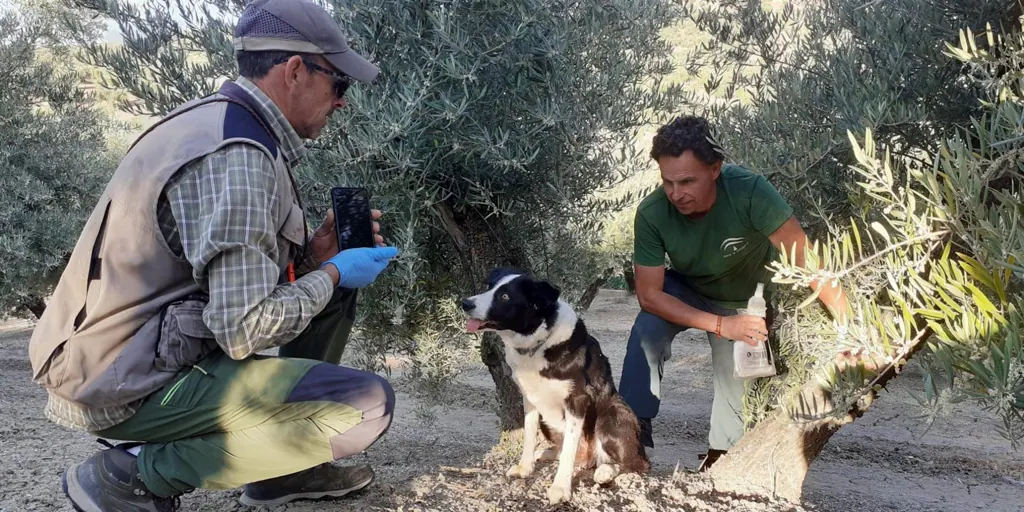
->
xmin=461 ymin=268 xmax=650 ymax=505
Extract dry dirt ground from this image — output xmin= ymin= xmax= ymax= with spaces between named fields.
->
xmin=3 ymin=289 xmax=1023 ymax=511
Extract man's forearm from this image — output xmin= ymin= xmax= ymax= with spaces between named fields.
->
xmin=205 ymin=256 xmax=336 ymax=360
xmin=225 ymin=271 xmax=335 ymax=357
xmin=638 ymin=290 xmax=721 ymax=334
xmin=771 ymin=216 xmax=850 ymax=323
xmin=811 ymin=278 xmax=848 ymax=322
xmin=790 ymin=238 xmax=849 ymax=322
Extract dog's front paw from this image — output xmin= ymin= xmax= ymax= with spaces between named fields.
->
xmin=506 ymin=463 xmax=534 ymax=479
xmin=547 ymin=483 xmax=571 ymax=505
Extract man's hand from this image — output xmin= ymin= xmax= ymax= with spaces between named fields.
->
xmin=308 ymin=208 xmax=385 ymax=265
xmin=834 ymin=347 xmax=888 ymax=372
xmin=719 ymin=314 xmax=768 ymax=346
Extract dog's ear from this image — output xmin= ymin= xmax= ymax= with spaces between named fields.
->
xmin=485 ymin=267 xmax=522 ymax=288
xmin=530 ymin=280 xmax=561 ymax=309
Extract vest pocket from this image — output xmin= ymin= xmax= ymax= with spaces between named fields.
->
xmin=155 ymin=299 xmax=219 ymax=374
xmin=280 ymin=202 xmax=307 ymax=246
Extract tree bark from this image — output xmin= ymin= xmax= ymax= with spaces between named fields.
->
xmin=577 ymin=266 xmax=615 ymax=311
xmin=24 ymin=295 xmax=46 ymax=319
xmin=623 ymin=261 xmax=636 ymax=295
xmin=707 ymin=409 xmax=837 ymax=502
xmin=480 ymin=331 xmax=525 ymax=431
xmin=20 ymin=253 xmax=69 ymax=320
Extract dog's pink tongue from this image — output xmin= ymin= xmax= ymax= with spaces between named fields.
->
xmin=466 ymin=319 xmax=485 ymax=333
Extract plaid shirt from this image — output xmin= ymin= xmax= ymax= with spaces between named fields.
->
xmin=45 ymin=77 xmax=334 ymax=431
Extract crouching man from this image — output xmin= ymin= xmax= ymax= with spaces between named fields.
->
xmin=27 ymin=0 xmax=398 ymax=509
xmin=617 ymin=115 xmax=848 ymax=471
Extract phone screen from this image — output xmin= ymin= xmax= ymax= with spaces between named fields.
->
xmin=331 ymin=187 xmax=375 ymax=251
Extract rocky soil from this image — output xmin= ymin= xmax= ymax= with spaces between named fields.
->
xmin=2 ymin=290 xmax=1022 ymax=511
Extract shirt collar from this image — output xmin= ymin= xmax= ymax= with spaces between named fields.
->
xmin=233 ymin=75 xmax=307 ymax=167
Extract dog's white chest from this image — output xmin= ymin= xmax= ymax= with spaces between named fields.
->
xmin=506 ymin=348 xmax=572 ymax=431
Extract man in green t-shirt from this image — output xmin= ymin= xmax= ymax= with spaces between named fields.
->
xmin=618 ymin=115 xmax=848 ymax=471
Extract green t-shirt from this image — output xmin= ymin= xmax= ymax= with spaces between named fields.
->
xmin=633 ymin=164 xmax=794 ymax=309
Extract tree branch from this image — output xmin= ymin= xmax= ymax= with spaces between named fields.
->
xmin=435 ymin=202 xmax=470 ymax=255
xmin=836 ymin=229 xmax=951 ymax=279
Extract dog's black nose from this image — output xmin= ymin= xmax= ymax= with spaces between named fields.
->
xmin=461 ymin=299 xmax=474 ymax=312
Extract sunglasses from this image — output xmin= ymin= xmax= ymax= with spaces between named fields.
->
xmin=272 ymin=56 xmax=352 ymax=99
xmin=302 ymin=60 xmax=352 ymax=99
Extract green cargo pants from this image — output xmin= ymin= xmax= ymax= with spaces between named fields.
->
xmin=93 ymin=290 xmax=395 ymax=498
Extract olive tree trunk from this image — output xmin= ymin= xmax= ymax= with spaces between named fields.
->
xmin=710 ymin=315 xmax=936 ymax=502
xmin=437 ymin=203 xmax=528 ymax=431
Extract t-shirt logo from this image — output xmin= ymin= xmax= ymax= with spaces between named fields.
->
xmin=720 ymin=237 xmax=748 ymax=258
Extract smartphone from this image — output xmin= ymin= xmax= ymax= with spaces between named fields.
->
xmin=330 ymin=186 xmax=375 ymax=251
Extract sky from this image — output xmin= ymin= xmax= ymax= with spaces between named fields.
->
xmin=102 ymin=22 xmax=121 ymax=43
xmin=102 ymin=0 xmax=191 ymax=43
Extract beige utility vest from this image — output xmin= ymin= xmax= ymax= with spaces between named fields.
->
xmin=28 ymin=81 xmax=307 ymax=413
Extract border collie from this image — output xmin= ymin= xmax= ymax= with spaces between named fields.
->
xmin=461 ymin=268 xmax=650 ymax=505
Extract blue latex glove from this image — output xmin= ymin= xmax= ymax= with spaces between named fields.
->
xmin=320 ymin=246 xmax=399 ymax=289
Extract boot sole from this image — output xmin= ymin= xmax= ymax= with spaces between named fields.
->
xmin=61 ymin=466 xmax=100 ymax=512
xmin=238 ymin=473 xmax=375 ymax=507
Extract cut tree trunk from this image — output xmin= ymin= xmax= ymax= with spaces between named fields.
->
xmin=707 ymin=409 xmax=837 ymax=502
xmin=709 ymin=320 xmax=935 ymax=503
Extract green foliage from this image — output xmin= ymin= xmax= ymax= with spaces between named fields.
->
xmin=691 ymin=0 xmax=1024 ymax=447
xmin=17 ymin=0 xmax=107 ymax=48
xmin=915 ymin=18 xmax=1024 ymax=446
xmin=0 ymin=9 xmax=119 ymax=320
xmin=67 ymin=0 xmax=685 ymax=411
xmin=681 ymin=0 xmax=1013 ymax=238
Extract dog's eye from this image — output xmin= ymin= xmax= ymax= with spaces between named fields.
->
xmin=500 ymin=293 xmax=509 ymax=301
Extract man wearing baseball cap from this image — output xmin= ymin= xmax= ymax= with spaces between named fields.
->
xmin=33 ymin=1 xmax=398 ymax=510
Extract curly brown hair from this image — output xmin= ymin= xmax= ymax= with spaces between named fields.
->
xmin=649 ymin=115 xmax=724 ymax=165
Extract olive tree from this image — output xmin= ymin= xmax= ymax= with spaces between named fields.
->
xmin=63 ymin=0 xmax=684 ymax=430
xmin=0 ymin=8 xmax=118 ymax=320
xmin=676 ymin=0 xmax=1023 ymax=501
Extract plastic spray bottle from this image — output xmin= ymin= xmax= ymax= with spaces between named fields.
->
xmin=733 ymin=282 xmax=777 ymax=379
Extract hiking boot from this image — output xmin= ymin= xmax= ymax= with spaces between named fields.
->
xmin=239 ymin=462 xmax=375 ymax=507
xmin=697 ymin=448 xmax=727 ymax=472
xmin=638 ymin=417 xmax=654 ymax=458
xmin=62 ymin=441 xmax=181 ymax=512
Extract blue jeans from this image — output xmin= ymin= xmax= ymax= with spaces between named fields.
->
xmin=618 ymin=269 xmax=767 ymax=451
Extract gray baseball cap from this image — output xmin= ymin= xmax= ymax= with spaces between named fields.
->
xmin=233 ymin=0 xmax=379 ymax=82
